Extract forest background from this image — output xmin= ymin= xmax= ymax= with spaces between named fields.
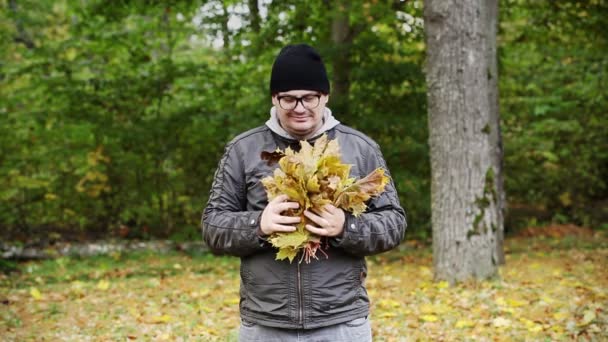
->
xmin=1 ymin=0 xmax=607 ymax=243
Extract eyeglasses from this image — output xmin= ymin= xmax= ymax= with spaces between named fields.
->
xmin=276 ymin=94 xmax=321 ymax=110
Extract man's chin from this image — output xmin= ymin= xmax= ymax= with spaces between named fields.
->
xmin=287 ymin=127 xmax=315 ymax=139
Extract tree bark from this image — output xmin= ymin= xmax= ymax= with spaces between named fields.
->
xmin=424 ymin=0 xmax=503 ymax=283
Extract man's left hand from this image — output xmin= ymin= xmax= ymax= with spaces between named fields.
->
xmin=303 ymin=205 xmax=345 ymax=237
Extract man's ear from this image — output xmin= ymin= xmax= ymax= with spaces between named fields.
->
xmin=271 ymin=95 xmax=279 ymax=107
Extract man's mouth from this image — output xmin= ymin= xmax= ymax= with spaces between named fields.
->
xmin=289 ymin=113 xmax=310 ymax=122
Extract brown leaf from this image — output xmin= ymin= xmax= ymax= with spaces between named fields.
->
xmin=260 ymin=150 xmax=285 ymax=166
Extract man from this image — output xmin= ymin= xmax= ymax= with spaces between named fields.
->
xmin=202 ymin=44 xmax=406 ymax=341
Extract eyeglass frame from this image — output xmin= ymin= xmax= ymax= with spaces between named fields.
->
xmin=275 ymin=93 xmax=323 ymax=110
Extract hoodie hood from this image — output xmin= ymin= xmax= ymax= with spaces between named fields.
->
xmin=265 ymin=107 xmax=340 ymax=141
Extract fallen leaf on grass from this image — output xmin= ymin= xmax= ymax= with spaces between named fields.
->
xmin=579 ymin=310 xmax=596 ymax=326
xmin=507 ymin=298 xmax=529 ymax=307
xmin=421 ymin=314 xmax=439 ymax=322
xmin=455 ymin=320 xmax=475 ymax=328
xmin=492 ymin=317 xmax=511 ymax=327
xmin=519 ymin=318 xmax=543 ymax=333
xmin=195 ymin=324 xmax=219 ymax=336
xmin=436 ymin=281 xmax=449 ymax=289
xmin=30 ymin=287 xmax=43 ymax=300
xmin=97 ymin=280 xmax=110 ymax=291
xmin=553 ymin=310 xmax=570 ymax=321
xmin=378 ymin=312 xmax=397 ymax=318
xmin=140 ymin=314 xmax=172 ymax=324
xmin=128 ymin=307 xmax=140 ymax=318
xmin=223 ymin=297 xmax=240 ymax=305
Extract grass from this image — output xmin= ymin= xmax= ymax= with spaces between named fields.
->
xmin=1 ymin=234 xmax=607 ymax=341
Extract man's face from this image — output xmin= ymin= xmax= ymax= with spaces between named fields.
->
xmin=272 ymin=90 xmax=329 ymax=140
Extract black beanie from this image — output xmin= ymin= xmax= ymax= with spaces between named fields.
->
xmin=270 ymin=44 xmax=330 ymax=94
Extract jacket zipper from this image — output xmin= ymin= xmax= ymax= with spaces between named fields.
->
xmin=297 ymin=262 xmax=304 ymax=326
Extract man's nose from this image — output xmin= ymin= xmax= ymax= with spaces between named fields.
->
xmin=293 ymin=100 xmax=306 ymax=113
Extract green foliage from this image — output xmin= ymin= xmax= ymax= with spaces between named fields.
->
xmin=0 ymin=0 xmax=605 ymax=240
xmin=500 ymin=0 xmax=608 ymax=229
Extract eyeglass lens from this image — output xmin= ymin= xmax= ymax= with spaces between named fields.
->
xmin=278 ymin=95 xmax=320 ymax=110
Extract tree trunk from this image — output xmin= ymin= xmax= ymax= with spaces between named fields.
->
xmin=330 ymin=0 xmax=352 ymax=116
xmin=248 ymin=0 xmax=260 ymax=33
xmin=424 ymin=0 xmax=503 ymax=283
xmin=220 ymin=1 xmax=230 ymax=50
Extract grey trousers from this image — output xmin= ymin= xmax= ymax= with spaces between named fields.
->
xmin=238 ymin=316 xmax=372 ymax=342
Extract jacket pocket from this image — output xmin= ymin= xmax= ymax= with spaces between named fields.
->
xmin=240 ymin=253 xmax=290 ymax=318
xmin=309 ymin=254 xmax=363 ymax=315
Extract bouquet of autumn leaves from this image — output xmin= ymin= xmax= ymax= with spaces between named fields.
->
xmin=261 ymin=134 xmax=389 ymax=263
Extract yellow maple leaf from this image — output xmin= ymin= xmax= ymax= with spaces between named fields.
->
xmin=97 ymin=280 xmax=110 ymax=290
xmin=455 ymin=320 xmax=475 ymax=328
xmin=379 ymin=312 xmax=397 ymax=318
xmin=419 ymin=266 xmax=432 ymax=276
xmin=224 ymin=297 xmax=240 ymax=305
xmin=334 ymin=168 xmax=389 ymax=217
xmin=270 ymin=230 xmax=309 ymax=249
xmin=378 ymin=299 xmax=401 ymax=309
xmin=30 ymin=287 xmax=43 ymax=300
xmin=420 ymin=303 xmax=436 ymax=314
xmin=553 ymin=310 xmax=570 ymax=321
xmin=421 ymin=314 xmax=439 ymax=322
xmin=306 ymin=175 xmax=321 ymax=193
xmin=507 ymin=298 xmax=529 ymax=307
xmin=436 ymin=281 xmax=449 ymax=289
xmin=148 ymin=315 xmax=172 ymax=324
xmin=275 ymin=246 xmax=299 ymax=262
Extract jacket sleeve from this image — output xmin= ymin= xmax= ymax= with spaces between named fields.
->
xmin=331 ymin=145 xmax=407 ymax=256
xmin=201 ymin=141 xmax=268 ymax=257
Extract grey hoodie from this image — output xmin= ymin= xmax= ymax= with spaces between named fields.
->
xmin=265 ymin=107 xmax=340 ymax=140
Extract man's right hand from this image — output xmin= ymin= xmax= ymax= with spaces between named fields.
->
xmin=259 ymin=194 xmax=300 ymax=236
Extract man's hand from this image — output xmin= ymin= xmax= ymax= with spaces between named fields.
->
xmin=259 ymin=194 xmax=300 ymax=236
xmin=303 ymin=204 xmax=345 ymax=237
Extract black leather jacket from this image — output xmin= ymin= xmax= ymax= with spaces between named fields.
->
xmin=202 ymin=124 xmax=406 ymax=329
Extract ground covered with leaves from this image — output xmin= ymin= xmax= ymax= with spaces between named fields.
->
xmin=1 ymin=233 xmax=607 ymax=341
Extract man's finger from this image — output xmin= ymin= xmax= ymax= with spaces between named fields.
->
xmin=272 ymin=224 xmax=297 ymax=232
xmin=323 ymin=204 xmax=338 ymax=214
xmin=305 ymin=224 xmax=326 ymax=236
xmin=304 ymin=210 xmax=328 ymax=227
xmin=275 ymin=215 xmax=301 ymax=224
xmin=275 ymin=201 xmax=299 ymax=213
